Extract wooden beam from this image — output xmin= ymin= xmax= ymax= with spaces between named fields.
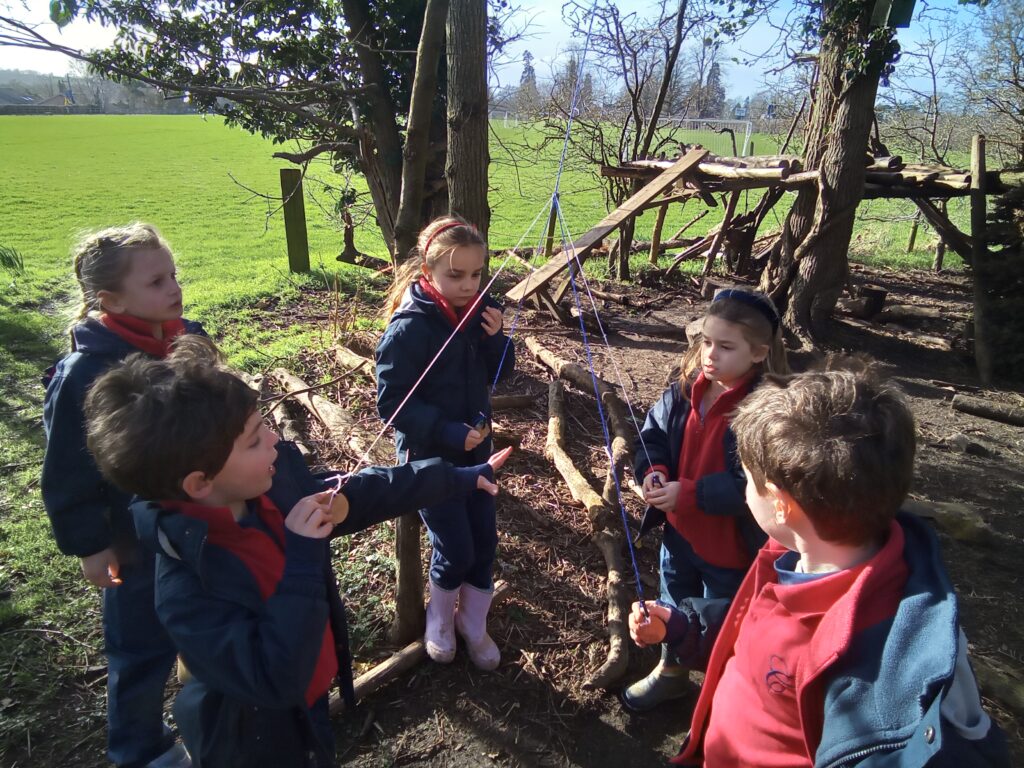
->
xmin=506 ymin=149 xmax=708 ymax=302
xmin=912 ymin=197 xmax=973 ymax=261
xmin=702 ymin=191 xmax=740 ymax=275
xmin=648 ymin=203 xmax=670 ymax=265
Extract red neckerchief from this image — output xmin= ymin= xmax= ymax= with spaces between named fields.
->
xmin=417 ymin=276 xmax=481 ymax=331
xmin=99 ymin=313 xmax=186 ymax=357
xmin=168 ymin=495 xmax=338 ymax=707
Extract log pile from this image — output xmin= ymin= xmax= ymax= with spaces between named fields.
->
xmin=602 ymin=151 xmax=1008 ymax=199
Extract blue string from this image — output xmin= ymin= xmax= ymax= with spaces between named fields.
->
xmin=553 ymin=196 xmax=649 ymax=617
xmin=489 ymin=5 xmax=597 ymax=392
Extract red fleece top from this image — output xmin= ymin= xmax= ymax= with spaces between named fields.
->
xmin=417 ymin=276 xmax=482 ymax=330
xmin=703 ymin=556 xmax=870 ymax=767
xmin=675 ymin=521 xmax=908 ymax=766
xmin=99 ymin=312 xmax=186 ymax=357
xmin=669 ymin=372 xmax=755 ymax=569
xmin=169 ymin=496 xmax=338 ymax=708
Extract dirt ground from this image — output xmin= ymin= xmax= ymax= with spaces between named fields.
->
xmin=314 ymin=264 xmax=1024 ymax=767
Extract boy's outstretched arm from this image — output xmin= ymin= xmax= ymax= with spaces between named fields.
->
xmin=330 ymin=448 xmax=512 ymax=536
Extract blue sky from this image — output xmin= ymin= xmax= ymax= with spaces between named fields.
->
xmin=1 ymin=0 xmax=983 ymax=101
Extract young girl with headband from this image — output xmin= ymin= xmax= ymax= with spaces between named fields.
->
xmin=623 ymin=287 xmax=790 ymax=712
xmin=375 ymin=215 xmax=516 ymax=670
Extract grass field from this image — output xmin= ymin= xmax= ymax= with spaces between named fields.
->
xmin=0 ymin=113 xmax=971 ymax=761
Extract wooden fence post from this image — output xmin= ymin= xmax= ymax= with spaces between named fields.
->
xmin=280 ymin=168 xmax=310 ymax=273
xmin=970 ymin=134 xmax=991 ymax=384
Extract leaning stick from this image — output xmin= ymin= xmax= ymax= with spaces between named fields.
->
xmin=546 ymin=380 xmax=630 ymax=689
xmin=584 ymin=530 xmax=631 ymax=690
xmin=526 ymin=336 xmax=634 ymax=505
xmin=328 ymin=580 xmax=512 ymax=715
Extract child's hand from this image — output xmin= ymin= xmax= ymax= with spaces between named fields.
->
xmin=80 ymin=548 xmax=121 ymax=588
xmin=642 ymin=471 xmax=666 ymax=495
xmin=476 ymin=446 xmax=514 ymax=495
xmin=286 ymin=491 xmax=335 ymax=539
xmin=481 ymin=306 xmax=504 ymax=336
xmin=464 ymin=428 xmax=486 ymax=451
xmin=629 ymin=601 xmax=670 ymax=647
xmin=644 ymin=480 xmax=679 ymax=513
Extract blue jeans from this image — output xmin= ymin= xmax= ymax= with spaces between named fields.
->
xmin=659 ymin=524 xmax=746 ymax=665
xmin=420 ymin=489 xmax=497 ymax=591
xmin=103 ymin=547 xmax=177 ymax=767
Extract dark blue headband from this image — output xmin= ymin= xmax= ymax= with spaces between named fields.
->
xmin=713 ymin=289 xmax=780 ymax=334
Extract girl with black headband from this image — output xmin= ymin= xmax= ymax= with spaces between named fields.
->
xmin=623 ymin=287 xmax=789 ymax=712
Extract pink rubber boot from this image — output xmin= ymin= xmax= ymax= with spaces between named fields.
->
xmin=425 ymin=581 xmax=459 ymax=663
xmin=454 ymin=583 xmax=500 ymax=670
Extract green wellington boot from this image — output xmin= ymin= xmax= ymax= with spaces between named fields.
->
xmin=620 ymin=660 xmax=692 ymax=712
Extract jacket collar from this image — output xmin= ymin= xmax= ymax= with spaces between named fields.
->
xmin=392 ymin=281 xmax=491 ymax=334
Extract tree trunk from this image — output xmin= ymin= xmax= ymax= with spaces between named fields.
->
xmin=759 ymin=1 xmax=891 ymax=342
xmin=340 ymin=0 xmax=408 ymax=255
xmin=387 ymin=0 xmax=450 ymax=646
xmin=446 ymin=0 xmax=489 ymax=237
xmin=392 ymin=0 xmax=450 ymax=265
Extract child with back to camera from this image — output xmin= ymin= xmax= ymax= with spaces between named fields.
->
xmin=629 ymin=361 xmax=1009 ymax=767
xmin=41 ymin=223 xmax=200 ymax=768
xmin=375 ymin=215 xmax=515 ymax=670
xmin=623 ymin=287 xmax=790 ymax=712
xmin=83 ymin=335 xmax=511 ymax=768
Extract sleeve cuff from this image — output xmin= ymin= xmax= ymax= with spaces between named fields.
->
xmin=451 ymin=463 xmax=493 ymax=496
xmin=283 ymin=529 xmax=327 ymax=578
xmin=656 ymin=600 xmax=690 ymax=644
xmin=645 ymin=464 xmax=670 ymax=478
xmin=439 ymin=421 xmax=471 ymax=451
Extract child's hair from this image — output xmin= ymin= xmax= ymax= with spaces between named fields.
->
xmin=84 ymin=335 xmax=259 ymax=501
xmin=384 ymin=215 xmax=487 ymax=317
xmin=679 ymin=287 xmax=789 ymax=388
xmin=70 ymin=222 xmax=172 ymax=325
xmin=732 ymin=357 xmax=917 ymax=545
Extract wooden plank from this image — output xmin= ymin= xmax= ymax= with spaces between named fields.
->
xmin=912 ymin=197 xmax=973 ymax=260
xmin=506 ymin=149 xmax=708 ymax=301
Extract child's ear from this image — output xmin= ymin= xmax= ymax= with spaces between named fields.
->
xmin=181 ymin=470 xmax=213 ymax=500
xmin=752 ymin=343 xmax=770 ymax=364
xmin=96 ymin=289 xmax=125 ymax=314
xmin=764 ymin=481 xmax=795 ymax=524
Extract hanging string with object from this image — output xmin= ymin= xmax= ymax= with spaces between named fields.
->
xmin=552 ymin=195 xmax=650 ymax=619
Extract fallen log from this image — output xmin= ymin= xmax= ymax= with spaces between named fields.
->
xmin=972 ymin=655 xmax=1024 ymax=719
xmin=491 ymin=393 xmax=543 ymax=411
xmin=546 ymin=381 xmax=630 ymax=690
xmin=584 ymin=529 xmax=630 ymax=690
xmin=271 ymin=369 xmax=381 ymax=460
xmin=328 ymin=580 xmax=512 ymax=715
xmin=333 ymin=345 xmax=375 ymax=382
xmin=269 ymin=400 xmax=314 ymax=463
xmin=902 ymin=499 xmax=995 ymax=544
xmin=527 ymin=336 xmax=634 ymax=504
xmin=951 ymin=394 xmax=1024 ymax=427
xmin=545 ymin=380 xmax=615 ymax=529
